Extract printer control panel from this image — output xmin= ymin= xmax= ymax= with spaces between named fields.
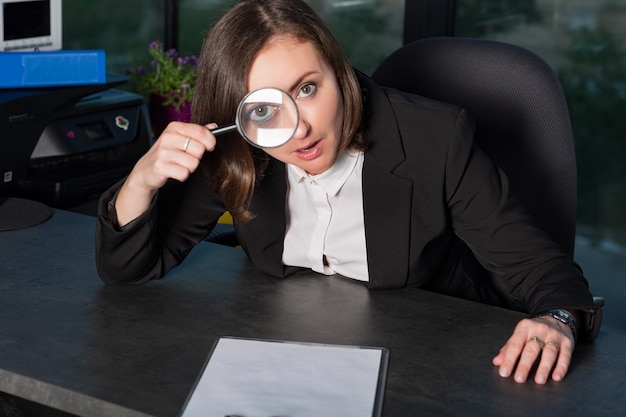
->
xmin=31 ymin=91 xmax=143 ymax=160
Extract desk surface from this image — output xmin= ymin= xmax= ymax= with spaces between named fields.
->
xmin=0 ymin=210 xmax=624 ymax=417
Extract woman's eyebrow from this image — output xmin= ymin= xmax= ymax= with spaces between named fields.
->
xmin=287 ymin=70 xmax=319 ymax=93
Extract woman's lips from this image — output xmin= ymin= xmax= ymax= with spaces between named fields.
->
xmin=294 ymin=139 xmax=322 ymax=160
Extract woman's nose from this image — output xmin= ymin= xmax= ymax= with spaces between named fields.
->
xmin=291 ymin=110 xmax=310 ymax=140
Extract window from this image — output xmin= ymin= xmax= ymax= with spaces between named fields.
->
xmin=177 ymin=0 xmax=404 ymax=74
xmin=63 ymin=0 xmax=404 ymax=100
xmin=63 ymin=0 xmax=164 ymax=75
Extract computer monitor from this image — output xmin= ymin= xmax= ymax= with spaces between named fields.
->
xmin=0 ymin=0 xmax=62 ymax=52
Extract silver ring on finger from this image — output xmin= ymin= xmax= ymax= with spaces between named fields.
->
xmin=182 ymin=136 xmax=191 ymax=152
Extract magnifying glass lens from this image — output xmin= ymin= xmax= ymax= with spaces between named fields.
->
xmin=237 ymin=88 xmax=298 ymax=148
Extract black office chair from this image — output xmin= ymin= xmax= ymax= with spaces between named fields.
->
xmin=372 ymin=37 xmax=577 ymax=257
xmin=372 ymin=37 xmax=604 ymax=307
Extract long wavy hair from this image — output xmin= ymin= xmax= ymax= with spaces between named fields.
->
xmin=192 ymin=0 xmax=365 ymax=221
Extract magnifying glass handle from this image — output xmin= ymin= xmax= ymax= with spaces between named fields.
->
xmin=210 ymin=124 xmax=237 ymax=136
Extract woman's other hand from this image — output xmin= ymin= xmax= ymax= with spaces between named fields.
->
xmin=492 ymin=314 xmax=576 ymax=384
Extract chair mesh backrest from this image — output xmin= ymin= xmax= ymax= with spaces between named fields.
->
xmin=371 ymin=37 xmax=577 ymax=257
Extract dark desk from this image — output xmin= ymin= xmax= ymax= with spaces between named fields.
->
xmin=0 ymin=210 xmax=623 ymax=417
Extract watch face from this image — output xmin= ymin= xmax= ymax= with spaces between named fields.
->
xmin=536 ymin=309 xmax=577 ymax=343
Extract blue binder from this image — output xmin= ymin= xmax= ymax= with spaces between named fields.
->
xmin=0 ymin=50 xmax=106 ymax=88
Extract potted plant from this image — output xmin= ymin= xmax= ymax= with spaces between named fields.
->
xmin=128 ymin=41 xmax=198 ymax=135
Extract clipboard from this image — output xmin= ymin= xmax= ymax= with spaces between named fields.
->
xmin=179 ymin=337 xmax=390 ymax=417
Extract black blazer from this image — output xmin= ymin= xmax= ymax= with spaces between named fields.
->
xmin=96 ymin=75 xmax=597 ymax=332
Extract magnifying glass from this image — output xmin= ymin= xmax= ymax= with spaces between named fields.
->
xmin=210 ymin=87 xmax=299 ymax=148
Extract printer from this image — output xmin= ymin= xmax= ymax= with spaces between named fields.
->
xmin=0 ymin=75 xmax=153 ymax=208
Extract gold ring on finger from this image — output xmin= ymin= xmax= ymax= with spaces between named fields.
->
xmin=545 ymin=341 xmax=560 ymax=350
xmin=528 ymin=336 xmax=545 ymax=349
xmin=183 ymin=136 xmax=191 ymax=152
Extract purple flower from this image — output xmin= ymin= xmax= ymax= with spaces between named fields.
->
xmin=184 ymin=56 xmax=199 ymax=66
xmin=130 ymin=41 xmax=196 ymax=111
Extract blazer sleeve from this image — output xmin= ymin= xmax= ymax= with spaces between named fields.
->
xmin=443 ymin=109 xmax=598 ymax=324
xmin=95 ymin=173 xmax=226 ymax=284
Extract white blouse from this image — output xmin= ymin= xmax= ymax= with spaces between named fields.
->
xmin=282 ymin=150 xmax=369 ymax=281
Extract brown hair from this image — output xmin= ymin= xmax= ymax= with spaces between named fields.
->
xmin=192 ymin=0 xmax=364 ymax=221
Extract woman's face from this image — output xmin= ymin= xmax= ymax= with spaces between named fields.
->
xmin=247 ymin=36 xmax=344 ymax=175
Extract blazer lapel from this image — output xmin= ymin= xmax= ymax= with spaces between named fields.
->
xmin=360 ymin=75 xmax=413 ymax=289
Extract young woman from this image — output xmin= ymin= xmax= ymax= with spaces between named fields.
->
xmin=96 ymin=0 xmax=601 ymax=385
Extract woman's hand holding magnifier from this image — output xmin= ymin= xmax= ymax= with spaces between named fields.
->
xmin=135 ymin=87 xmax=297 ymax=189
xmin=115 ymin=121 xmax=218 ymax=227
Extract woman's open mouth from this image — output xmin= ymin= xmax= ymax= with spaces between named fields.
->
xmin=294 ymin=139 xmax=322 ymax=160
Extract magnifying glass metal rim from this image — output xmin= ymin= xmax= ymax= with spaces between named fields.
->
xmin=210 ymin=87 xmax=299 ymax=149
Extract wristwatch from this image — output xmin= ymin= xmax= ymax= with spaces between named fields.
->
xmin=533 ymin=309 xmax=578 ymax=343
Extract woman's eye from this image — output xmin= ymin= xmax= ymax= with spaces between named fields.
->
xmin=248 ymin=104 xmax=278 ymax=124
xmin=253 ymin=105 xmax=269 ymax=119
xmin=298 ymin=83 xmax=316 ymax=98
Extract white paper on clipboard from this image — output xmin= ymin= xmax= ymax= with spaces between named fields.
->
xmin=179 ymin=337 xmax=389 ymax=417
